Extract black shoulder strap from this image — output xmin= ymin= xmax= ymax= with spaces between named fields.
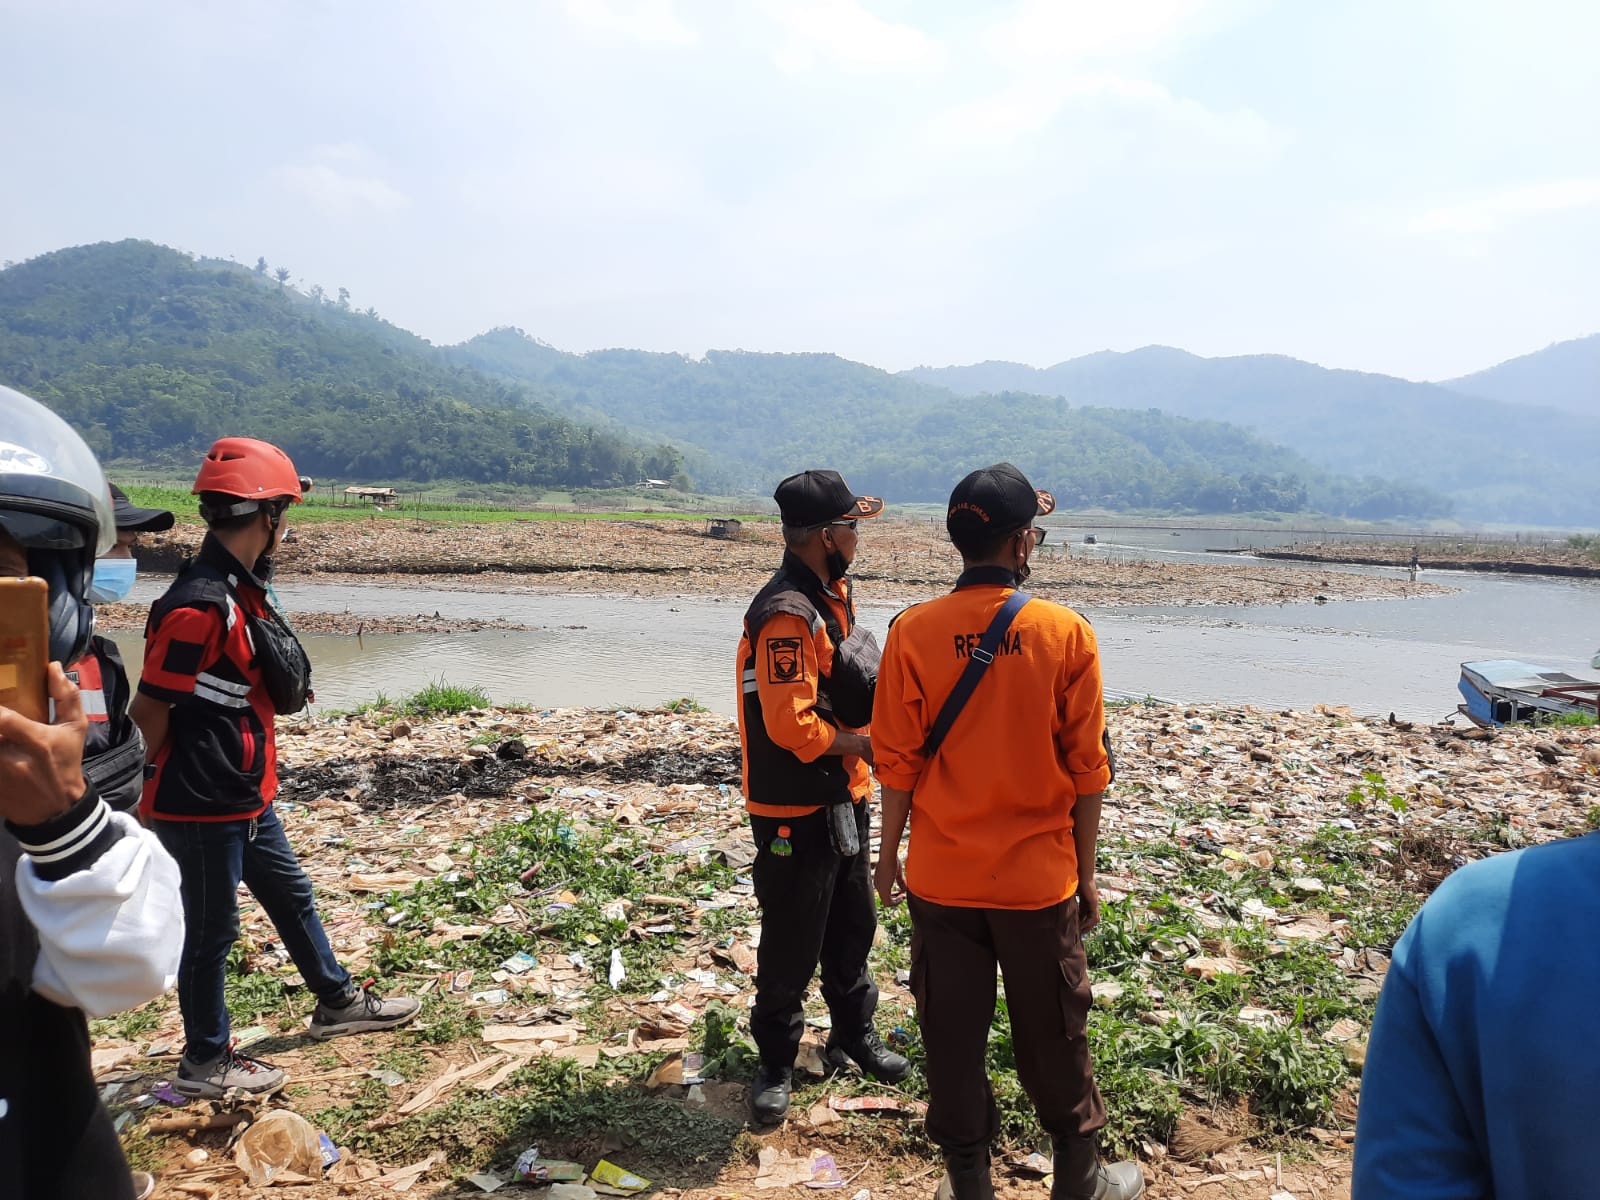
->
xmin=789 ymin=568 xmax=854 ymax=649
xmin=923 ymin=590 xmax=1031 ymax=759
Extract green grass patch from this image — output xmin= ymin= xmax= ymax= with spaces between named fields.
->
xmin=1540 ymin=710 xmax=1597 ymax=727
xmin=397 ymin=680 xmax=490 ymax=717
xmin=369 ymin=808 xmax=735 ymax=982
xmin=310 ymin=1056 xmax=744 ymax=1177
xmin=119 ymin=482 xmax=775 ymax=527
xmin=661 ymin=696 xmax=709 ymax=714
xmin=90 ymin=1001 xmax=162 ymax=1044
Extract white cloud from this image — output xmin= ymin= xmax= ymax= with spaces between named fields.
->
xmin=928 ymin=71 xmax=1280 ymax=154
xmin=983 ymin=0 xmax=1212 ymax=64
xmin=305 ymin=142 xmax=370 ymax=165
xmin=925 ymin=0 xmax=1279 ymax=157
xmin=274 ymin=162 xmax=409 ymax=218
xmin=1409 ymin=180 xmax=1600 ymax=235
xmin=764 ymin=0 xmax=942 ymax=74
xmin=562 ymin=0 xmax=698 ymax=47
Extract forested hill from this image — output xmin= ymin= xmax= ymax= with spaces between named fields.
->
xmin=1446 ymin=334 xmax=1600 ymax=418
xmin=0 ymin=241 xmax=687 ymax=488
xmin=905 ymin=347 xmax=1600 ymax=526
xmin=451 ymin=328 xmax=1450 ymax=517
xmin=0 ymin=240 xmax=1452 ymax=517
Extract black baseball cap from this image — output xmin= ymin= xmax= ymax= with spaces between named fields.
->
xmin=774 ymin=469 xmax=885 ymax=527
xmin=109 ymin=482 xmax=175 ymax=533
xmin=946 ymin=463 xmax=1056 ymax=545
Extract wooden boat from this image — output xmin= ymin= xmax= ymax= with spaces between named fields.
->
xmin=1457 ymin=659 xmax=1600 ymax=726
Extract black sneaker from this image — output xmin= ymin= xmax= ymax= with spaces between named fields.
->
xmin=750 ymin=1062 xmax=793 ymax=1123
xmin=308 ymin=983 xmax=421 ymax=1040
xmin=823 ymin=1028 xmax=911 ymax=1083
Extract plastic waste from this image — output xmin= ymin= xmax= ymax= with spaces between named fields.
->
xmin=591 ymin=1160 xmax=651 ymax=1192
xmin=234 ymin=1109 xmax=325 ymax=1186
xmin=609 ymin=947 xmax=626 ymax=989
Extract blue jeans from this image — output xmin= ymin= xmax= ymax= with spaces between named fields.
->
xmin=154 ymin=805 xmax=352 ymax=1063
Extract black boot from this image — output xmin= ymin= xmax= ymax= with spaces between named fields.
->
xmin=823 ymin=1027 xmax=912 ymax=1083
xmin=750 ymin=1062 xmax=792 ymax=1124
xmin=1052 ymin=1135 xmax=1144 ymax=1200
xmin=934 ymin=1143 xmax=993 ymax=1200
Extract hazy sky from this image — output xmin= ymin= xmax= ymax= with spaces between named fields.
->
xmin=3 ymin=0 xmax=1596 ymax=380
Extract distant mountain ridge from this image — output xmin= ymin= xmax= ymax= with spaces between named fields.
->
xmin=448 ymin=328 xmax=1448 ymax=518
xmin=904 ymin=343 xmax=1600 ymax=525
xmin=1445 ymin=333 xmax=1599 ymax=417
xmin=0 ymin=238 xmax=1561 ymax=521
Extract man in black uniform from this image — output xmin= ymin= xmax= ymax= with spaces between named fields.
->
xmin=736 ymin=470 xmax=910 ymax=1122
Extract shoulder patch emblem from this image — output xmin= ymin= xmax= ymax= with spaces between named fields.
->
xmin=766 ymin=637 xmax=803 ymax=684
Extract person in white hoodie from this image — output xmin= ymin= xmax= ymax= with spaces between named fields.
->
xmin=0 ymin=384 xmax=183 ymax=1200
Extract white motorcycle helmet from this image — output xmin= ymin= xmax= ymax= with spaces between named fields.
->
xmin=0 ymin=385 xmax=115 ymax=664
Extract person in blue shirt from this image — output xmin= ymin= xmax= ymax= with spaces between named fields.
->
xmin=1352 ymin=832 xmax=1600 ymax=1197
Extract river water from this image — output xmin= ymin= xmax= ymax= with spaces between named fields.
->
xmin=121 ymin=525 xmax=1599 ymax=721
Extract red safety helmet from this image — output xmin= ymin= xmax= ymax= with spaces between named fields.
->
xmin=193 ymin=438 xmax=311 ymax=519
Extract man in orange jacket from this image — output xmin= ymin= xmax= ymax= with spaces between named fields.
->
xmin=872 ymin=464 xmax=1143 ymax=1200
xmin=736 ymin=469 xmax=909 ymax=1123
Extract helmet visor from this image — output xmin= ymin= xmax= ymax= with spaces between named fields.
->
xmin=0 ymin=509 xmax=88 ymax=550
xmin=0 ymin=387 xmax=115 ymax=557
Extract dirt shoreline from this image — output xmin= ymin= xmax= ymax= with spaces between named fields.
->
xmin=103 ymin=700 xmax=1599 ymax=1199
xmin=93 ymin=603 xmax=534 ymax=637
xmin=1255 ymin=539 xmax=1600 ymax=579
xmin=128 ymin=517 xmax=1453 ymax=611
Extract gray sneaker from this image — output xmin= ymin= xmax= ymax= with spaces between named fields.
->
xmin=174 ymin=1046 xmax=286 ymax=1099
xmin=308 ymin=984 xmax=421 ymax=1040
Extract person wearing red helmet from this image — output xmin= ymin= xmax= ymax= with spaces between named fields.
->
xmin=130 ymin=437 xmax=418 ymax=1099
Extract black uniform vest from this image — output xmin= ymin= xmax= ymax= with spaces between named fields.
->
xmin=77 ymin=637 xmax=146 ymax=813
xmin=740 ymin=555 xmax=879 ymax=809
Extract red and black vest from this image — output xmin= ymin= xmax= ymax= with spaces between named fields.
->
xmin=139 ymin=538 xmax=278 ymax=821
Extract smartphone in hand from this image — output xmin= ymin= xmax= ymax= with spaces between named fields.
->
xmin=0 ymin=576 xmax=50 ymax=721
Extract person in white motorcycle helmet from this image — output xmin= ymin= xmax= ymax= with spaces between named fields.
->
xmin=0 ymin=383 xmax=182 ymax=1200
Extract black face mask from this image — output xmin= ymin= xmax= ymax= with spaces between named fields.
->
xmin=1014 ymin=532 xmax=1032 ymax=584
xmin=254 ymin=506 xmax=288 ymax=582
xmin=825 ymin=546 xmax=850 ymax=582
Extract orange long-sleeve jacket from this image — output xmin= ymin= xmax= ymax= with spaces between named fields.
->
xmin=873 ymin=572 xmax=1111 ymax=909
xmin=737 ymin=576 xmax=872 ymax=818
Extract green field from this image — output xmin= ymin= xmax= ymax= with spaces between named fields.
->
xmin=119 ymin=483 xmax=776 ymax=527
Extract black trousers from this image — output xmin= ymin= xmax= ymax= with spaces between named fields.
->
xmin=749 ymin=802 xmax=879 ymax=1067
xmin=907 ymin=892 xmax=1107 ymax=1151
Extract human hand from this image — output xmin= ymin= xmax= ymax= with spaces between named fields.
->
xmin=834 ymin=732 xmax=873 ymax=765
xmin=1077 ymin=877 xmax=1101 ymax=934
xmin=0 ymin=663 xmax=90 ymax=826
xmin=873 ymin=850 xmax=905 ymax=907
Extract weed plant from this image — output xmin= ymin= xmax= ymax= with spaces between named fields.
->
xmin=370 ymin=809 xmax=736 ymax=986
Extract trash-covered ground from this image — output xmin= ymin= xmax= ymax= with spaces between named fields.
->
xmin=130 ymin=517 xmax=1452 ymax=608
xmin=100 ymin=699 xmax=1599 ymax=1199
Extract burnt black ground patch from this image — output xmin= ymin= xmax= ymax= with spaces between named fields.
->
xmin=278 ymin=743 xmax=740 ymax=810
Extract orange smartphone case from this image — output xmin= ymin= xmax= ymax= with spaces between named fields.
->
xmin=0 ymin=576 xmax=51 ymax=722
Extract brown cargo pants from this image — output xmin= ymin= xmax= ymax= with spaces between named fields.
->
xmin=906 ymin=892 xmax=1107 ymax=1150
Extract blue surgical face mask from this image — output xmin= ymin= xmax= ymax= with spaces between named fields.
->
xmin=88 ymin=556 xmax=138 ymax=604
